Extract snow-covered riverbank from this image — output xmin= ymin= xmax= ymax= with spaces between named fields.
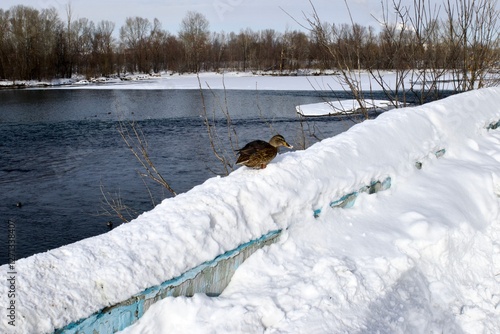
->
xmin=0 ymin=70 xmax=463 ymax=91
xmin=120 ymin=87 xmax=500 ymax=334
xmin=0 ymin=83 xmax=499 ymax=333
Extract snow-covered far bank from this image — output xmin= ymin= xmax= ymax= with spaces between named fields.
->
xmin=2 ymin=69 xmax=487 ymax=91
xmin=2 ymin=70 xmax=346 ymax=90
xmin=53 ymin=71 xmax=362 ymax=91
xmin=1 ymin=87 xmax=500 ymax=333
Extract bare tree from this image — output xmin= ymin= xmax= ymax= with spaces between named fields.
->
xmin=179 ymin=11 xmax=210 ymax=72
xmin=149 ymin=18 xmax=170 ymax=73
xmin=257 ymin=29 xmax=283 ymax=71
xmin=120 ymin=16 xmax=152 ymax=73
xmin=92 ymin=20 xmax=116 ymax=76
xmin=443 ymin=0 xmax=500 ymax=91
xmin=208 ymin=31 xmax=227 ymax=72
xmin=71 ymin=18 xmax=95 ymax=77
xmin=369 ymin=0 xmax=446 ymax=105
xmin=282 ymin=30 xmax=310 ymax=71
xmin=304 ymin=1 xmax=373 ymax=118
xmin=0 ymin=9 xmax=9 ymax=79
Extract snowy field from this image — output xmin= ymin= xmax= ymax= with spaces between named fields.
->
xmin=0 ymin=75 xmax=499 ymax=333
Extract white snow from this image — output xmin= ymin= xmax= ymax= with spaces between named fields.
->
xmin=296 ymin=99 xmax=402 ymax=116
xmin=53 ymin=71 xmax=349 ymax=91
xmin=118 ymin=87 xmax=500 ymax=334
xmin=7 ymin=70 xmax=495 ymax=91
xmin=1 ymin=80 xmax=500 ymax=334
xmin=48 ymin=70 xmax=413 ymax=91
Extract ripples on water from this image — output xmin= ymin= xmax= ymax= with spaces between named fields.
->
xmin=0 ymin=88 xmax=368 ymax=264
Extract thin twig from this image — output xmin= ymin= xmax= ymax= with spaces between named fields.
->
xmin=117 ymin=120 xmax=177 ymax=196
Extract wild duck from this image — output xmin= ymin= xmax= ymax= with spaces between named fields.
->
xmin=236 ymin=134 xmax=293 ymax=169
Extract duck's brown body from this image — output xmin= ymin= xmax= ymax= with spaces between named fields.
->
xmin=236 ymin=134 xmax=292 ymax=169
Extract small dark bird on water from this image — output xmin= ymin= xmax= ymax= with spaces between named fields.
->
xmin=236 ymin=134 xmax=293 ymax=169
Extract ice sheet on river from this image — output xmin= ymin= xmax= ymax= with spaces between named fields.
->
xmin=296 ymin=99 xmax=403 ymax=116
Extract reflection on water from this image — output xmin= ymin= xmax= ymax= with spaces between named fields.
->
xmin=0 ymin=88 xmax=367 ymax=264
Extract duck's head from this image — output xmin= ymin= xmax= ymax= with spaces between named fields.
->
xmin=269 ymin=134 xmax=293 ymax=149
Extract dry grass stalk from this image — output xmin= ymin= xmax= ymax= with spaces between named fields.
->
xmin=117 ymin=119 xmax=177 ymax=196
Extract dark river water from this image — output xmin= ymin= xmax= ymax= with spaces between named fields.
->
xmin=0 ymin=88 xmax=376 ymax=264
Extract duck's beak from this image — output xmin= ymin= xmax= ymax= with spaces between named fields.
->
xmin=285 ymin=142 xmax=293 ymax=149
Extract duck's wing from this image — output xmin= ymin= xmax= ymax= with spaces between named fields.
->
xmin=236 ymin=140 xmax=270 ymax=156
xmin=236 ymin=141 xmax=278 ymax=167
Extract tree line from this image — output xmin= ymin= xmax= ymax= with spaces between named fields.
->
xmin=0 ymin=1 xmax=498 ymax=90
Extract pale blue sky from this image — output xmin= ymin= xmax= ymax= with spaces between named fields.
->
xmin=1 ymin=0 xmax=399 ymax=33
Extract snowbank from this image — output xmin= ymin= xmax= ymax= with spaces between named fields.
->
xmin=1 ymin=88 xmax=500 ymax=333
xmin=124 ymin=89 xmax=500 ymax=333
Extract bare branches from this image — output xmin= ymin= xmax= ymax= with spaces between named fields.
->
xmin=301 ymin=0 xmax=499 ymax=114
xmin=117 ymin=119 xmax=177 ymax=196
xmin=443 ymin=0 xmax=500 ymax=90
xmin=304 ymin=1 xmax=372 ymax=118
xmin=1 ymin=2 xmax=498 ymax=81
xmin=98 ymin=183 xmax=137 ymax=223
xmin=197 ymin=74 xmax=236 ymax=175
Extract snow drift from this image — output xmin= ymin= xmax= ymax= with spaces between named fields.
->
xmin=1 ymin=87 xmax=500 ymax=333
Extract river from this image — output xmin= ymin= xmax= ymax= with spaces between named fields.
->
xmin=0 ymin=88 xmax=377 ymax=264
